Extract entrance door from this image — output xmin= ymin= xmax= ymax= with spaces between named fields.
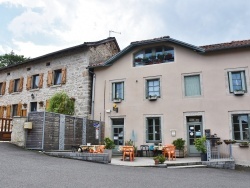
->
xmin=187 ymin=116 xmax=203 ymax=156
xmin=112 ymin=118 xmax=124 ymax=155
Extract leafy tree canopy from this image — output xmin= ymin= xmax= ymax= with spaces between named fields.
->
xmin=47 ymin=92 xmax=75 ymax=115
xmin=0 ymin=51 xmax=30 ymax=68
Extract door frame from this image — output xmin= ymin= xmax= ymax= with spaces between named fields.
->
xmin=183 ymin=112 xmax=205 ymax=157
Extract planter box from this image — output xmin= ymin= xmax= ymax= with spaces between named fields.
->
xmin=148 ymin=96 xmax=158 ymax=101
xmin=113 ymin=99 xmax=122 ymax=103
xmin=175 ymin=150 xmax=185 ymax=158
xmin=233 ymin=90 xmax=245 ymax=95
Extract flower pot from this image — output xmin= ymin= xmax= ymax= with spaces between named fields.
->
xmin=154 ymin=159 xmax=159 ymax=165
xmin=104 ymin=149 xmax=112 ymax=163
xmin=201 ymin=153 xmax=207 ymax=161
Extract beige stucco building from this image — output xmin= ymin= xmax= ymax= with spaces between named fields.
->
xmin=90 ymin=36 xmax=250 ymax=166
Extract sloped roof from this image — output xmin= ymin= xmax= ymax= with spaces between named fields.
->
xmin=94 ymin=36 xmax=204 ymax=67
xmin=89 ymin=37 xmax=250 ymax=68
xmin=0 ymin=37 xmax=119 ymax=71
xmin=200 ymin=39 xmax=250 ymax=52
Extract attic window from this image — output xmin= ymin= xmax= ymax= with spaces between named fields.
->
xmin=134 ymin=46 xmax=174 ymax=67
xmin=46 ymin=62 xmax=50 ymax=66
xmin=7 ymin=72 xmax=10 ymax=76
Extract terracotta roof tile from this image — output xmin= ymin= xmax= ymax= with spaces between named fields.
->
xmin=200 ymin=39 xmax=250 ymax=51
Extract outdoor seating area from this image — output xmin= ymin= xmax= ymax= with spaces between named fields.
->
xmin=78 ymin=145 xmax=105 ymax=153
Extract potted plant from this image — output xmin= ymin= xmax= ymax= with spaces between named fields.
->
xmin=153 ymin=154 xmax=166 ymax=165
xmin=223 ymin=139 xmax=236 ymax=145
xmin=194 ymin=136 xmax=207 ymax=161
xmin=104 ymin=137 xmax=115 ymax=163
xmin=239 ymin=141 xmax=249 ymax=148
xmin=172 ymin=138 xmax=185 ymax=158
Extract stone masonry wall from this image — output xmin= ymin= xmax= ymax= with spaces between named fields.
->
xmin=0 ymin=40 xmax=119 ymax=117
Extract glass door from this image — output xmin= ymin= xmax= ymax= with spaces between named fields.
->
xmin=187 ymin=116 xmax=203 ymax=156
xmin=112 ymin=118 xmax=124 ymax=154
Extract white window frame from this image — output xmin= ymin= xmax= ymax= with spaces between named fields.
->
xmin=110 ymin=80 xmax=125 ymax=101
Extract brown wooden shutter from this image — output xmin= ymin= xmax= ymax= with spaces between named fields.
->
xmin=17 ymin=102 xmax=22 ymax=116
xmin=18 ymin=77 xmax=24 ymax=92
xmin=9 ymin=80 xmax=14 ymax=94
xmin=22 ymin=109 xmax=27 ymax=117
xmin=6 ymin=105 xmax=11 ymax=118
xmin=45 ymin=99 xmax=50 ymax=110
xmin=1 ymin=81 xmax=6 ymax=95
xmin=61 ymin=68 xmax=66 ymax=84
xmin=47 ymin=70 xmax=53 ymax=86
xmin=38 ymin=73 xmax=44 ymax=88
xmin=0 ymin=106 xmax=3 ymax=118
xmin=26 ymin=76 xmax=32 ymax=90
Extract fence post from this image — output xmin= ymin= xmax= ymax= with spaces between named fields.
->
xmin=82 ymin=117 xmax=87 ymax=145
xmin=42 ymin=111 xmax=46 ymax=151
xmin=229 ymin=143 xmax=233 ymax=160
xmin=206 ymin=140 xmax=211 ymax=161
xmin=59 ymin=114 xmax=65 ymax=150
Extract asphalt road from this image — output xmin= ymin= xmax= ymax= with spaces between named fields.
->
xmin=0 ymin=142 xmax=250 ymax=188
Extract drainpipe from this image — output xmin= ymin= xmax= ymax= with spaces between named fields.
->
xmin=89 ymin=70 xmax=96 ymax=120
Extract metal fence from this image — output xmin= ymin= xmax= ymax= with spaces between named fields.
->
xmin=206 ymin=139 xmax=233 ymax=161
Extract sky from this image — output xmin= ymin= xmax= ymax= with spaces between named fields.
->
xmin=1 ymin=0 xmax=250 ymax=58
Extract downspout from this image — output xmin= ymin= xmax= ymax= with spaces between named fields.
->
xmin=88 ymin=70 xmax=96 ymax=120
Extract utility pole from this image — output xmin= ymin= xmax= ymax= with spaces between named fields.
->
xmin=109 ymin=30 xmax=121 ymax=37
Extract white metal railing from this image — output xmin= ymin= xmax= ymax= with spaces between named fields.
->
xmin=206 ymin=140 xmax=233 ymax=161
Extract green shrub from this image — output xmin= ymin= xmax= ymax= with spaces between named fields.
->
xmin=194 ymin=136 xmax=207 ymax=153
xmin=47 ymin=92 xmax=75 ymax=115
xmin=104 ymin=137 xmax=115 ymax=149
xmin=153 ymin=154 xmax=166 ymax=164
xmin=172 ymin=138 xmax=185 ymax=150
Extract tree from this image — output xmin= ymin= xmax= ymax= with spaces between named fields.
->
xmin=0 ymin=51 xmax=30 ymax=68
xmin=47 ymin=92 xmax=75 ymax=115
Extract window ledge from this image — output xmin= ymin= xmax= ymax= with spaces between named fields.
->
xmin=148 ymin=96 xmax=158 ymax=101
xmin=30 ymin=88 xmax=40 ymax=92
xmin=50 ymin=84 xmax=62 ymax=88
xmin=11 ymin=92 xmax=20 ymax=95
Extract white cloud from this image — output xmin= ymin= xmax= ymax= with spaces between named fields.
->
xmin=1 ymin=0 xmax=250 ymax=58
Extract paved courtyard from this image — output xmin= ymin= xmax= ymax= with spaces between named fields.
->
xmin=1 ymin=142 xmax=250 ymax=188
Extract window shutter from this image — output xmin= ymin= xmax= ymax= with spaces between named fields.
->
xmin=22 ymin=109 xmax=27 ymax=117
xmin=17 ymin=102 xmax=22 ymax=116
xmin=241 ymin=71 xmax=246 ymax=91
xmin=19 ymin=77 xmax=24 ymax=92
xmin=1 ymin=81 xmax=6 ymax=95
xmin=46 ymin=99 xmax=50 ymax=110
xmin=0 ymin=106 xmax=3 ymax=118
xmin=6 ymin=105 xmax=11 ymax=118
xmin=112 ymin=83 xmax=115 ymax=100
xmin=228 ymin=72 xmax=233 ymax=92
xmin=9 ymin=80 xmax=14 ymax=94
xmin=61 ymin=68 xmax=66 ymax=84
xmin=47 ymin=71 xmax=53 ymax=86
xmin=26 ymin=76 xmax=32 ymax=90
xmin=39 ymin=73 xmax=44 ymax=88
xmin=121 ymin=82 xmax=124 ymax=99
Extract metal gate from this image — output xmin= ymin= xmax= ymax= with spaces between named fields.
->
xmin=0 ymin=118 xmax=12 ymax=141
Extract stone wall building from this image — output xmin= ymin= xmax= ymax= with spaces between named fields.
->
xmin=0 ymin=37 xmax=120 ymax=118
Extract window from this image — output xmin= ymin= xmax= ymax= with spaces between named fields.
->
xmin=112 ymin=82 xmax=124 ymax=100
xmin=232 ymin=114 xmax=250 ymax=141
xmin=30 ymin=102 xmax=37 ymax=112
xmin=134 ymin=46 xmax=174 ymax=67
xmin=32 ymin=74 xmax=39 ymax=89
xmin=13 ymin=79 xmax=20 ymax=92
xmin=146 ymin=79 xmax=160 ymax=98
xmin=12 ymin=104 xmax=18 ymax=117
xmin=184 ymin=75 xmax=201 ymax=96
xmin=146 ymin=117 xmax=161 ymax=143
xmin=54 ymin=69 xmax=62 ymax=85
xmin=228 ymin=71 xmax=246 ymax=92
xmin=47 ymin=68 xmax=66 ymax=87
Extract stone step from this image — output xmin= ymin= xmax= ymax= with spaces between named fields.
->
xmin=168 ymin=165 xmax=207 ymax=169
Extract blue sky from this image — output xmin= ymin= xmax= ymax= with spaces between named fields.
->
xmin=1 ymin=0 xmax=250 ymax=58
